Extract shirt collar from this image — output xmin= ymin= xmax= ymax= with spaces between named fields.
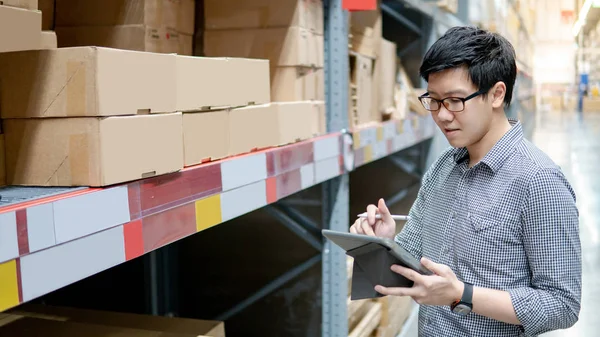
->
xmin=453 ymin=119 xmax=523 ymax=173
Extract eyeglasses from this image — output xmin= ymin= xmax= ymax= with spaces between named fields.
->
xmin=418 ymin=89 xmax=488 ymax=113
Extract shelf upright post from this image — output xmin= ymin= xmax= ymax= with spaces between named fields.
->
xmin=322 ymin=0 xmax=350 ymax=336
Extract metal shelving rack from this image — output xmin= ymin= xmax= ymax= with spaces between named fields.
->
xmin=0 ymin=1 xmax=439 ymax=336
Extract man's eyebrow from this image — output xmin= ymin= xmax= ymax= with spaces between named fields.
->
xmin=427 ymin=89 xmax=468 ymax=97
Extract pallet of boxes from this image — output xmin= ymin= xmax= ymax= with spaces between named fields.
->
xmin=0 ymin=0 xmax=327 ymax=189
xmin=1 ymin=304 xmax=225 ymax=337
xmin=347 ymin=256 xmax=414 ymax=337
xmin=203 ymin=0 xmax=327 ymax=137
xmin=348 ymin=2 xmax=428 ymax=133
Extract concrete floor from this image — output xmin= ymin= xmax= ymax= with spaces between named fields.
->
xmin=534 ymin=109 xmax=599 ymax=337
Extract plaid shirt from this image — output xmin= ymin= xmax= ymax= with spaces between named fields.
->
xmin=395 ymin=120 xmax=581 ymax=336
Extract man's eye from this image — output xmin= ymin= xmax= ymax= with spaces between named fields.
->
xmin=448 ymin=98 xmax=462 ymax=103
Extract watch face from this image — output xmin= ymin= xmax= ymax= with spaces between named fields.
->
xmin=453 ymin=304 xmax=472 ymax=316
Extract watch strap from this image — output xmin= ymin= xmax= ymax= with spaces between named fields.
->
xmin=462 ymin=282 xmax=473 ymax=305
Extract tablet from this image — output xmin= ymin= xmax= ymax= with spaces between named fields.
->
xmin=322 ymin=229 xmax=432 ymax=276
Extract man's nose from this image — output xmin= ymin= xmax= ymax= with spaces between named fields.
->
xmin=437 ymin=104 xmax=454 ymax=122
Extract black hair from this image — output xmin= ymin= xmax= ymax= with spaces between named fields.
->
xmin=419 ymin=26 xmax=517 ymax=107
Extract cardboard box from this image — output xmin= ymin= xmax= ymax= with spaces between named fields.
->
xmin=2 ymin=0 xmax=38 ymax=9
xmin=271 ymin=67 xmax=323 ymax=102
xmin=0 ymin=316 xmax=196 ymax=337
xmin=229 ymin=102 xmax=319 ymax=154
xmin=39 ymin=0 xmax=54 ymax=30
xmin=349 ymin=53 xmax=375 ymax=128
xmin=204 ymin=27 xmax=322 ymax=67
xmin=0 ymin=6 xmax=41 ymax=53
xmin=12 ymin=304 xmax=226 ymax=337
xmin=56 ymin=24 xmax=193 ymax=55
xmin=205 ymin=0 xmax=313 ymax=31
xmin=313 ymin=101 xmax=326 ymax=135
xmin=0 ymin=47 xmax=177 ymax=118
xmin=378 ymin=39 xmax=397 ymax=114
xmin=176 ymin=56 xmax=270 ymax=111
xmin=349 ymin=5 xmax=382 ymax=58
xmin=55 ymin=0 xmax=195 ymax=35
xmin=40 ymin=30 xmax=57 ymax=48
xmin=4 ymin=113 xmax=184 ymax=187
xmin=183 ymin=110 xmax=229 ymax=166
xmin=0 ymin=134 xmax=6 ymax=187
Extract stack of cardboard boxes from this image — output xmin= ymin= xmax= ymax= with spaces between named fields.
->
xmin=0 ymin=1 xmax=42 ymax=53
xmin=0 ymin=2 xmax=327 ymax=188
xmin=203 ymin=0 xmax=325 ymax=102
xmin=2 ymin=304 xmax=226 ymax=336
xmin=348 ymin=4 xmax=428 ymax=129
xmin=54 ymin=0 xmax=195 ymax=55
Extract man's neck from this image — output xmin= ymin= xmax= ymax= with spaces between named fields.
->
xmin=466 ymin=116 xmax=512 ymax=167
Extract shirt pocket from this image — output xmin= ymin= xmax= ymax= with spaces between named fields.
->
xmin=469 ymin=213 xmax=504 ymax=232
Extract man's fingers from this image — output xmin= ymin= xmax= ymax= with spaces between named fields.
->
xmin=350 ymin=225 xmax=357 ymax=234
xmin=360 ymin=219 xmax=376 ymax=236
xmin=366 ymin=204 xmax=378 ymax=225
xmin=378 ymin=198 xmax=394 ymax=223
xmin=374 ymin=285 xmax=418 ymax=297
xmin=391 ymin=264 xmax=425 ymax=284
xmin=421 ymin=257 xmax=447 ymax=276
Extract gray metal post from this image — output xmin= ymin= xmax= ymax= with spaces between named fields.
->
xmin=322 ymin=0 xmax=349 ymax=336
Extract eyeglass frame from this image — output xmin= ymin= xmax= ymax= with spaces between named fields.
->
xmin=418 ymin=88 xmax=489 ymax=113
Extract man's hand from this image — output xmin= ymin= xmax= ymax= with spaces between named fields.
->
xmin=374 ymin=257 xmax=464 ymax=306
xmin=349 ymin=198 xmax=396 ymax=240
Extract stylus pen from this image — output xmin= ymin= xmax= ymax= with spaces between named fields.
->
xmin=357 ymin=213 xmax=411 ymax=221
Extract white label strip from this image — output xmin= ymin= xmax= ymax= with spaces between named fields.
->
xmin=220 ymin=180 xmax=267 ymax=222
xmin=27 ymin=203 xmax=56 ymax=253
xmin=315 ymin=157 xmax=340 ymax=184
xmin=300 ymin=163 xmax=316 ymax=190
xmin=0 ymin=212 xmax=18 ymax=263
xmin=53 ymin=186 xmax=131 ymax=244
xmin=20 ymin=226 xmax=125 ymax=302
xmin=383 ymin=122 xmax=396 ymax=140
xmin=373 ymin=141 xmax=388 ymax=160
xmin=220 ymin=153 xmax=267 ymax=191
xmin=314 ymin=136 xmax=340 ymax=162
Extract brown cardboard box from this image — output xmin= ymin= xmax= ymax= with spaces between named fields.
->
xmin=313 ymin=101 xmax=326 ymax=135
xmin=349 ymin=5 xmax=382 ymax=58
xmin=4 ymin=113 xmax=184 ymax=187
xmin=0 ymin=47 xmax=177 ymax=118
xmin=204 ymin=27 xmax=321 ymax=67
xmin=378 ymin=39 xmax=397 ymax=114
xmin=311 ymin=0 xmax=324 ymax=34
xmin=39 ymin=0 xmax=54 ymax=30
xmin=2 ymin=0 xmax=38 ymax=9
xmin=0 ymin=134 xmax=6 ymax=187
xmin=12 ymin=304 xmax=226 ymax=337
xmin=183 ymin=110 xmax=229 ymax=166
xmin=349 ymin=53 xmax=374 ymax=128
xmin=271 ymin=67 xmax=324 ymax=102
xmin=205 ymin=0 xmax=311 ymax=31
xmin=176 ymin=56 xmax=270 ymax=111
xmin=55 ymin=0 xmax=195 ymax=35
xmin=56 ymin=24 xmax=193 ymax=55
xmin=272 ymin=67 xmax=310 ymax=102
xmin=40 ymin=30 xmax=57 ymax=48
xmin=0 ymin=315 xmax=196 ymax=337
xmin=0 ymin=6 xmax=41 ymax=53
xmin=229 ymin=102 xmax=319 ymax=154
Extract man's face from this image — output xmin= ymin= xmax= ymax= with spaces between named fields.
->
xmin=425 ymin=67 xmax=494 ymax=148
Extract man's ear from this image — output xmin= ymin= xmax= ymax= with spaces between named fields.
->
xmin=491 ymin=82 xmax=507 ymax=109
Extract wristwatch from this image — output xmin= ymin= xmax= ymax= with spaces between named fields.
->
xmin=451 ymin=281 xmax=473 ymax=316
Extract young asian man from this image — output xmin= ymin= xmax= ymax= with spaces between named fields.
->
xmin=350 ymin=26 xmax=581 ymax=336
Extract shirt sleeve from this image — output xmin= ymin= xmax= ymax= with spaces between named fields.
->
xmin=508 ymin=167 xmax=582 ymax=336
